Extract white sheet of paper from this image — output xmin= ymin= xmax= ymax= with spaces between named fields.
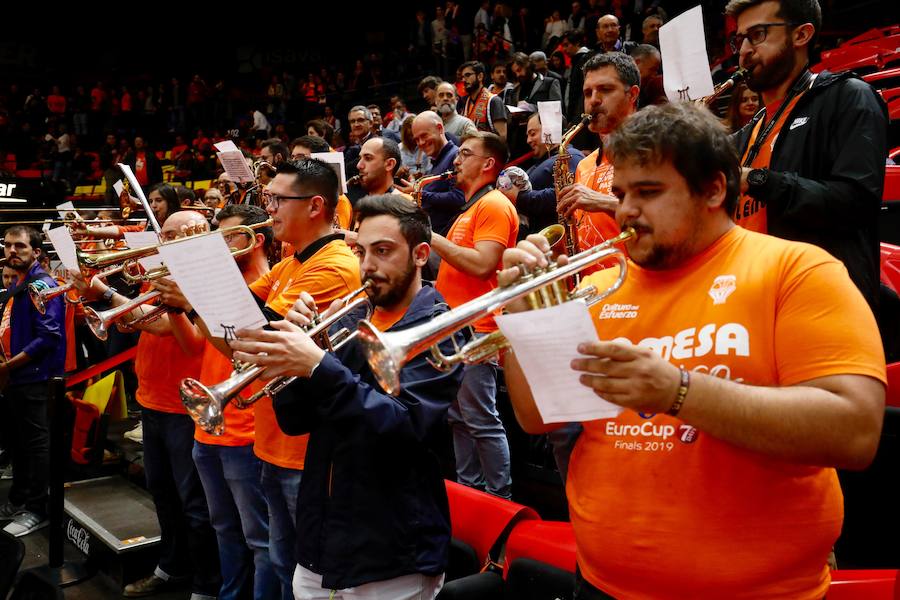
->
xmin=506 ymin=105 xmax=528 ymax=114
xmin=311 ymin=151 xmax=348 ymax=194
xmin=217 ymin=150 xmax=255 ymax=184
xmin=46 ymin=226 xmax=79 ymax=272
xmin=122 ymin=231 xmax=163 ymax=272
xmin=42 ymin=220 xmax=52 ymax=232
xmin=155 ymin=233 xmax=266 ymax=338
xmin=495 ymin=301 xmax=624 ymax=423
xmin=56 ymin=201 xmax=79 ymax=221
xmin=112 ymin=180 xmax=138 ymax=207
xmin=659 ymin=6 xmax=715 ymax=102
xmin=214 ymin=140 xmax=239 ymax=153
xmin=538 ymin=100 xmax=563 ymax=144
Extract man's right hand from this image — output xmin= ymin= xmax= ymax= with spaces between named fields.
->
xmin=152 ymin=277 xmax=192 ymax=312
xmin=285 ymin=292 xmax=318 ymax=329
xmin=498 ymin=234 xmax=569 ymax=312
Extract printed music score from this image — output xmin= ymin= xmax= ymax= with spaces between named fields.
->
xmin=495 ymin=300 xmax=623 ymax=423
xmin=659 ymin=5 xmax=715 ymax=103
xmin=123 ymin=232 xmax=164 ymax=272
xmin=311 ymin=152 xmax=348 ymax=194
xmin=155 ymin=233 xmax=266 ymax=338
xmin=215 ymin=140 xmax=255 ymax=184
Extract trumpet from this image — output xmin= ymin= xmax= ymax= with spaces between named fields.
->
xmin=29 ymin=263 xmax=127 ymax=315
xmin=180 ymin=282 xmax=372 ymax=435
xmin=412 ymin=171 xmax=454 ymax=207
xmin=357 ymin=228 xmax=635 ymax=395
xmin=701 ymin=69 xmax=748 ymax=106
xmin=83 ymin=289 xmax=167 ymax=340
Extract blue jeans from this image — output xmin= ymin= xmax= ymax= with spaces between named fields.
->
xmin=260 ymin=461 xmax=303 ymax=600
xmin=547 ymin=423 xmax=583 ymax=484
xmin=447 ymin=360 xmax=512 ymax=499
xmin=193 ymin=442 xmax=277 ymax=600
xmin=141 ymin=408 xmax=221 ymax=596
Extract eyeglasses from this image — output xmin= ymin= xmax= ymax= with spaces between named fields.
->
xmin=261 ymin=191 xmax=317 ymax=209
xmin=222 ymin=231 xmax=251 ymax=244
xmin=729 ymin=22 xmax=798 ymax=53
xmin=457 ymin=148 xmax=489 ymax=161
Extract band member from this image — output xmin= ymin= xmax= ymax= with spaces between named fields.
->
xmin=229 ymin=194 xmax=463 ymax=599
xmin=727 ymin=0 xmax=886 ymax=312
xmin=156 ymin=204 xmax=278 ymax=600
xmin=557 ymin=52 xmax=639 ymax=252
xmin=355 ymin=137 xmax=410 ymax=198
xmin=460 ymin=61 xmax=508 ymax=141
xmin=0 ymin=226 xmax=65 ymax=537
xmin=73 ymin=211 xmax=221 ymax=598
xmin=287 ymin=135 xmax=353 ymax=231
xmin=72 ymin=183 xmax=181 ymax=242
xmin=501 ymin=102 xmax=885 ymax=599
xmin=431 ymin=131 xmax=518 ymax=499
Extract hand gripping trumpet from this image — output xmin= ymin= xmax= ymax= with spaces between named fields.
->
xmin=701 ymin=68 xmax=748 ymax=106
xmin=29 ymin=263 xmax=127 ymax=315
xmin=180 ymin=282 xmax=371 ymax=436
xmin=357 ymin=228 xmax=636 ymax=395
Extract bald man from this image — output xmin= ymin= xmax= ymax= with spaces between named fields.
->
xmin=595 ymin=14 xmax=627 ymax=54
xmin=435 ymin=82 xmax=477 ymax=139
xmin=400 ymin=112 xmax=465 ymax=235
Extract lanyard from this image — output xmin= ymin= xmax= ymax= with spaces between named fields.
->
xmin=742 ymin=69 xmax=815 ymax=168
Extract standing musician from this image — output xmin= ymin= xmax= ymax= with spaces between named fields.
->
xmin=430 ymin=131 xmax=518 ymax=499
xmin=355 ymin=137 xmax=411 ymax=199
xmin=228 ymin=195 xmax=463 ymax=599
xmin=501 ymin=102 xmax=885 ymax=599
xmin=71 ymin=183 xmax=181 ymax=242
xmin=556 ymin=53 xmax=639 ymax=252
xmin=155 ymin=204 xmax=278 ymax=600
xmin=73 ymin=210 xmax=222 ymax=599
xmin=727 ymin=0 xmax=887 ymax=314
xmin=158 ymin=158 xmax=360 ymax=600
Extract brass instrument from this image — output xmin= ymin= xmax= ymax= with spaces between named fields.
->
xmin=180 ymin=283 xmax=372 ymax=435
xmin=29 ymin=263 xmax=126 ymax=315
xmin=412 ymin=171 xmax=454 ymax=207
xmin=83 ymin=289 xmax=166 ymax=340
xmin=117 ymin=162 xmax=161 ymax=234
xmin=357 ymin=228 xmax=635 ymax=395
xmin=701 ymin=69 xmax=748 ymax=106
xmin=346 ymin=174 xmax=362 ymax=187
xmin=554 ymin=114 xmax=592 ymax=269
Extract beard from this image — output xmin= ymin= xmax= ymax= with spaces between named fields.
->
xmin=465 ymin=80 xmax=480 ymax=95
xmin=438 ymin=102 xmax=455 ymax=116
xmin=364 ymin=257 xmax=417 ymax=308
xmin=744 ymin=40 xmax=796 ymax=93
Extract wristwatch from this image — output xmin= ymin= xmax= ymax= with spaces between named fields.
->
xmin=747 ymin=168 xmax=769 ymax=192
xmin=101 ymin=287 xmax=115 ymax=303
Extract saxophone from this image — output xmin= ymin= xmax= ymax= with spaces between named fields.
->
xmin=412 ymin=171 xmax=454 ymax=207
xmin=554 ymin=114 xmax=592 ymax=260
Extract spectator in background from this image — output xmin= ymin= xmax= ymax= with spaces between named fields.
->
xmin=474 ymin=1 xmax=491 ymax=32
xmin=630 ymin=44 xmax=667 ymax=106
xmin=595 ymin=14 xmax=627 ymax=54
xmin=306 ymin=119 xmax=335 ymax=147
xmin=435 ymin=82 xmax=477 ymax=139
xmin=544 ymin=10 xmax=567 ymax=50
xmin=46 ymin=85 xmax=66 ymax=116
xmin=399 ymin=114 xmax=431 ymax=180
xmin=432 ymin=6 xmax=449 ymax=77
xmin=723 ymin=82 xmax=760 ymax=133
xmin=488 ymin=62 xmax=515 ymax=105
xmin=71 ymin=85 xmax=89 ymax=137
xmin=411 ymin=10 xmax=432 ymax=68
xmin=122 ymin=136 xmax=163 ymax=188
xmin=418 ymin=76 xmax=442 ymax=111
xmin=344 ymin=105 xmax=376 ymax=183
xmin=322 ymin=106 xmax=341 ymax=138
xmin=567 ymin=2 xmax=586 ymax=33
xmin=561 ymin=30 xmax=592 ymax=131
xmin=251 ymin=107 xmax=271 ymax=141
xmin=461 ymin=61 xmax=508 ymax=141
xmin=530 ymin=50 xmax=563 ymax=84
xmin=642 ymin=14 xmax=664 ymax=47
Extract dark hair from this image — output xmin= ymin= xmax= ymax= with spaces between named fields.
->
xmin=460 ymin=131 xmax=508 ymax=175
xmin=275 ymin=158 xmax=339 ymax=219
xmin=582 ymin=52 xmax=641 ymax=89
xmin=378 ymin=138 xmax=402 ymax=174
xmin=3 ymin=225 xmax=42 ymax=250
xmin=562 ymin=29 xmax=584 ymax=45
xmin=607 ymin=103 xmax=740 ymax=214
xmin=261 ymin=139 xmax=289 ymax=162
xmin=306 ymin=119 xmax=335 ymax=145
xmin=176 ymin=185 xmax=196 ymax=204
xmin=354 ymin=194 xmax=432 ymax=248
xmin=629 ymin=43 xmax=661 ymax=63
xmin=291 ymin=135 xmax=330 ymax=154
xmin=149 ymin=183 xmax=182 ymax=220
xmin=216 ymin=203 xmax=274 ymax=254
xmin=723 ymin=82 xmax=760 ymax=133
xmin=418 ymin=76 xmax=443 ymax=94
xmin=460 ymin=61 xmax=486 ymax=77
xmin=510 ymin=52 xmax=531 ymax=69
xmin=725 ymin=0 xmax=821 ymax=40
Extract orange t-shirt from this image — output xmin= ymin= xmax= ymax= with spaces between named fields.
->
xmin=571 ymin=226 xmax=886 ymax=599
xmin=733 ymin=93 xmax=806 ymax=234
xmin=573 ymin=148 xmax=620 ymax=252
xmin=135 ymin=331 xmax=204 ymax=414
xmin=0 ymin=296 xmax=12 ymax=359
xmin=435 ymin=190 xmax=519 ymax=333
xmin=249 ymin=237 xmax=361 ymax=469
xmin=193 ymin=340 xmax=256 ymax=447
xmin=369 ymin=303 xmax=407 ymax=331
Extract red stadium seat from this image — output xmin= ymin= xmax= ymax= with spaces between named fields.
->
xmin=503 ymin=520 xmax=577 ymax=578
xmin=814 ymin=45 xmax=900 ymax=75
xmin=70 ymin=397 xmax=102 ymax=466
xmin=828 ymin=569 xmax=898 ymax=600
xmin=844 ymin=26 xmax=900 ymax=47
xmin=885 ymin=166 xmax=900 ymax=202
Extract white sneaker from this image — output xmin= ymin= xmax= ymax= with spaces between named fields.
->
xmin=2 ymin=510 xmax=48 ymax=537
xmin=124 ymin=422 xmax=143 ymax=444
xmin=0 ymin=464 xmax=12 ymax=480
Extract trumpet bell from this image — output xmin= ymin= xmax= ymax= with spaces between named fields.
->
xmin=83 ymin=306 xmax=110 ymax=341
xmin=357 ymin=321 xmax=409 ymax=396
xmin=180 ymin=378 xmax=225 ymax=436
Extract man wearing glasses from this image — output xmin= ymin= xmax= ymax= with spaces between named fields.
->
xmin=430 ymin=132 xmax=518 ymax=499
xmin=727 ymin=0 xmax=887 ymax=322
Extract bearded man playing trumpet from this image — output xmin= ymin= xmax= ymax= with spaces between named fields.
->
xmin=228 ymin=194 xmax=463 ymax=600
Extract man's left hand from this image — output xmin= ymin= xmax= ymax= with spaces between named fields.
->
xmin=152 ymin=278 xmax=192 ymax=312
xmin=397 ymin=178 xmax=415 ymax=195
xmin=557 ymin=183 xmax=618 ymax=219
xmin=230 ymin=320 xmax=325 ymax=380
xmin=571 ymin=341 xmax=682 ymax=414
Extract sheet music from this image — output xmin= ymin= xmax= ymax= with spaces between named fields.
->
xmin=495 ymin=301 xmax=624 ymax=423
xmin=112 ymin=180 xmax=138 ymax=207
xmin=123 ymin=232 xmax=164 ymax=271
xmin=659 ymin=5 xmax=715 ymax=102
xmin=311 ymin=152 xmax=348 ymax=194
xmin=56 ymin=201 xmax=79 ymax=221
xmin=214 ymin=140 xmax=240 ymax=153
xmin=215 ymin=141 xmax=255 ymax=184
xmin=538 ymin=100 xmax=563 ymax=144
xmin=46 ymin=226 xmax=79 ymax=271
xmin=155 ymin=233 xmax=266 ymax=338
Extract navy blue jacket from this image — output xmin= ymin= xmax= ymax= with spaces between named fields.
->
xmin=516 ymin=145 xmax=585 ymax=235
xmin=273 ymin=284 xmax=464 ymax=589
xmin=2 ymin=262 xmax=66 ymax=385
xmin=420 ymin=141 xmax=465 ymax=235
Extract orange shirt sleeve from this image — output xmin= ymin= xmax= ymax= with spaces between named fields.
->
xmin=265 ymin=263 xmax=356 ymax=316
xmin=472 ymin=196 xmax=517 ymax=247
xmin=248 ymin=268 xmax=274 ymax=302
xmin=775 ymin=249 xmax=886 ymax=386
xmin=336 ymin=195 xmax=353 ymax=230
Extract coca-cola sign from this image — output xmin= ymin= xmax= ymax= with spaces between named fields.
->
xmin=66 ymin=519 xmax=91 ymax=556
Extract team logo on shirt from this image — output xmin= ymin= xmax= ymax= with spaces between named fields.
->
xmin=708 ymin=275 xmax=737 ymax=305
xmin=678 ymin=425 xmax=699 ymax=444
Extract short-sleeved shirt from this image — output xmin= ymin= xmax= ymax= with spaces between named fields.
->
xmin=193 ymin=340 xmax=256 ymax=447
xmin=573 ymin=148 xmax=619 ymax=252
xmin=570 ymin=226 xmax=886 ymax=599
xmin=135 ymin=332 xmax=204 ymax=414
xmin=435 ymin=189 xmax=519 ymax=332
xmin=249 ymin=235 xmax=361 ymax=469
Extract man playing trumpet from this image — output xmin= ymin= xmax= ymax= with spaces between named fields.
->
xmin=229 ymin=195 xmax=463 ymax=599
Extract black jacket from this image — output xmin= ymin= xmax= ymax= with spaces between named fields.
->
xmin=273 ymin=284 xmax=464 ymax=590
xmin=732 ymin=70 xmax=887 ymax=308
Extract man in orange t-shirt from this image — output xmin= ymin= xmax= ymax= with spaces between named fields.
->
xmin=432 ymin=131 xmax=518 ymax=499
xmin=74 ymin=211 xmax=220 ymax=598
xmin=501 ymin=103 xmax=886 ymax=599
xmin=556 ymin=52 xmax=639 ymax=253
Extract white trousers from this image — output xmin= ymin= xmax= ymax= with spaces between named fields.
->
xmin=292 ymin=564 xmax=444 ymax=600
